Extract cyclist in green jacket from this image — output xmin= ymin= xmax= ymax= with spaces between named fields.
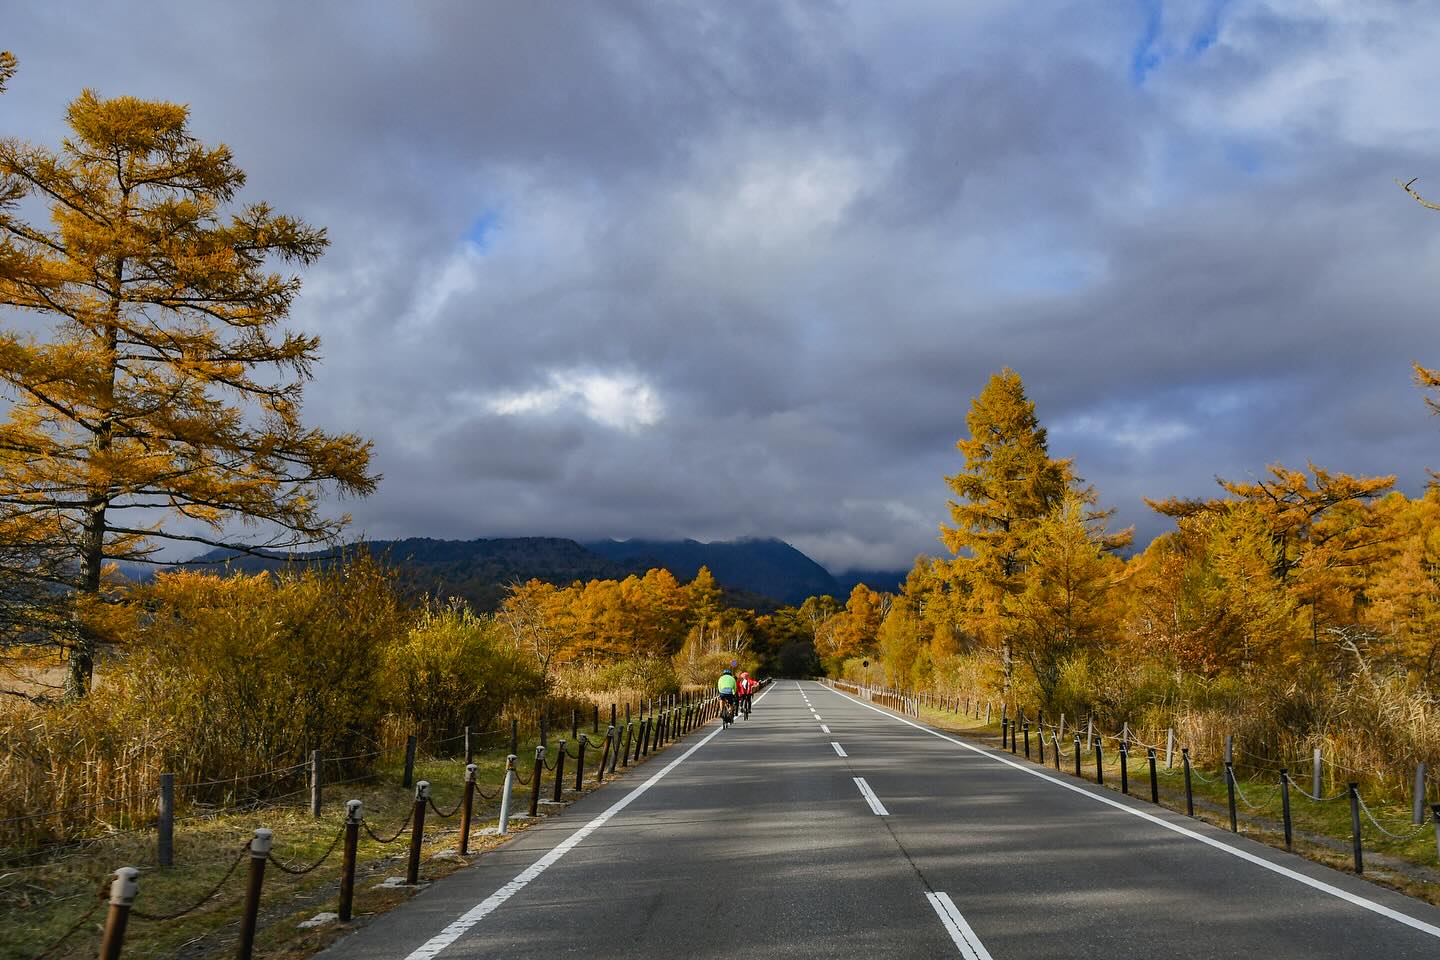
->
xmin=717 ymin=668 xmax=738 ymax=724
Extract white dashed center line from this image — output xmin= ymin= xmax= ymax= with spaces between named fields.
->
xmin=928 ymin=892 xmax=994 ymax=960
xmin=853 ymin=777 xmax=888 ymax=816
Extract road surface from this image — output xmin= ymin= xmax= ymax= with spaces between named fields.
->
xmin=320 ymin=681 xmax=1440 ymax=959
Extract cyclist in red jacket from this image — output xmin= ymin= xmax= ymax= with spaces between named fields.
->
xmin=738 ymin=671 xmax=756 ymax=718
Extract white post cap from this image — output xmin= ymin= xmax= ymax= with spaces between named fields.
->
xmin=109 ymin=867 xmax=140 ymax=905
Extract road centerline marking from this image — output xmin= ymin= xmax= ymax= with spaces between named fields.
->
xmin=853 ymin=776 xmax=889 ymax=816
xmin=928 ymin=892 xmax=994 ymax=960
xmin=819 ymin=682 xmax=1440 ymax=941
xmin=831 ymin=741 xmax=847 ymax=757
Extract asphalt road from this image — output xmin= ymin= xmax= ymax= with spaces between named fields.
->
xmin=320 ymin=681 xmax=1440 ymax=959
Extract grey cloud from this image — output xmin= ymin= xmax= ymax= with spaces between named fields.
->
xmin=7 ymin=1 xmax=1440 ymax=574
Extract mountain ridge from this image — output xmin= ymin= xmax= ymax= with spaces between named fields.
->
xmin=180 ymin=536 xmax=907 ymax=610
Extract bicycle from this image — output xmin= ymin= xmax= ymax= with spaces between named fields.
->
xmin=720 ymin=695 xmax=737 ymax=728
xmin=741 ymin=693 xmax=752 ymax=720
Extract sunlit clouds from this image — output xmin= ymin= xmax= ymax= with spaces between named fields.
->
xmin=481 ymin=370 xmax=665 ymax=432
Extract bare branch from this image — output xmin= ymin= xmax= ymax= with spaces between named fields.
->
xmin=1399 ymin=177 xmax=1440 ymax=212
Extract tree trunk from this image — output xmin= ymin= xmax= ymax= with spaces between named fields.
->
xmin=65 ymin=503 xmax=106 ymax=699
xmin=67 ymin=248 xmax=123 ymax=699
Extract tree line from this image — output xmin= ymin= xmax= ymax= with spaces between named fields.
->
xmin=813 ymin=366 xmax=1440 ymax=785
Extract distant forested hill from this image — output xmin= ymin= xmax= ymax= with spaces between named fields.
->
xmin=186 ymin=537 xmax=630 ymax=611
xmin=181 ymin=535 xmax=852 ymax=610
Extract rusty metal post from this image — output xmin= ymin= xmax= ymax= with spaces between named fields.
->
xmin=1281 ymin=771 xmax=1293 ymax=851
xmin=339 ymin=800 xmax=361 ymax=921
xmin=98 ymin=867 xmax=139 ymax=960
xmin=1183 ymin=748 xmax=1194 ymax=816
xmin=1349 ymin=783 xmax=1363 ymax=873
xmin=237 ymin=828 xmax=271 ymax=960
xmin=459 ymin=764 xmax=477 ymax=856
xmin=575 ymin=735 xmax=588 ymax=791
xmin=553 ymin=741 xmax=567 ymax=802
xmin=336 ymin=800 xmax=360 ymax=921
xmin=598 ymin=726 xmax=614 ymax=782
xmin=1226 ymin=763 xmax=1238 ymax=832
xmin=529 ymin=746 xmax=545 ymax=817
xmin=406 ymin=782 xmax=428 ymax=885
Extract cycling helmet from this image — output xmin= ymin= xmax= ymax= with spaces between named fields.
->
xmin=722 ymin=668 xmax=733 ymax=675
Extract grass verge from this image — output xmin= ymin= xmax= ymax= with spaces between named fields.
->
xmin=2 ymin=711 xmax=713 ymax=960
xmin=901 ymin=700 xmax=1440 ymax=908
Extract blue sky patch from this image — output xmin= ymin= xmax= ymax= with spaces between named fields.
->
xmin=1224 ymin=141 xmax=1261 ymax=174
xmin=465 ymin=210 xmax=501 ymax=250
xmin=1131 ymin=0 xmax=1229 ymax=85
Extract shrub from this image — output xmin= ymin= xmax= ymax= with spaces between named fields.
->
xmin=125 ymin=554 xmax=406 ymax=790
xmin=386 ymin=603 xmax=542 ymax=743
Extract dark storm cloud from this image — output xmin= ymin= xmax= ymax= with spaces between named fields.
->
xmin=7 ymin=1 xmax=1440 ymax=572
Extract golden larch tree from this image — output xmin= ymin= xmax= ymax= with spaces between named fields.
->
xmin=0 ymin=89 xmax=376 ymax=696
xmin=941 ymin=368 xmax=1071 ymax=694
xmin=1005 ymin=493 xmax=1123 ymax=706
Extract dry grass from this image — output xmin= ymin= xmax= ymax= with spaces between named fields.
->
xmin=2 ymin=708 xmax=716 ymax=960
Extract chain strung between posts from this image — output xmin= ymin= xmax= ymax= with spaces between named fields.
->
xmin=362 ymin=808 xmax=415 ymax=845
xmin=428 ymin=795 xmax=464 ymax=819
xmin=30 ymin=888 xmax=105 ymax=959
xmin=131 ymin=842 xmax=252 ymax=921
xmin=1289 ymin=781 xmax=1346 ymax=803
xmin=266 ymin=825 xmax=346 ymax=875
xmin=1357 ymin=794 xmax=1432 ymax=840
xmin=1231 ymin=777 xmax=1279 ymax=810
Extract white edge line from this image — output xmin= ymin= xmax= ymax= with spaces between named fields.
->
xmin=819 ymin=683 xmax=1440 ymax=940
xmin=404 ymin=685 xmax=779 ymax=959
xmin=821 ymin=724 xmax=831 ymax=734
xmin=832 ymin=741 xmax=847 ymax=757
